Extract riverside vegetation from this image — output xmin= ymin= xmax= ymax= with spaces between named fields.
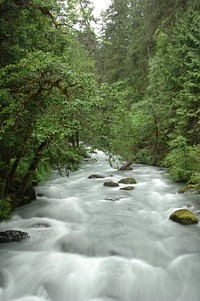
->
xmin=0 ymin=0 xmax=200 ymax=221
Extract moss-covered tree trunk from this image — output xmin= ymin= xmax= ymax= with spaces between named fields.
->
xmin=15 ymin=136 xmax=53 ymax=200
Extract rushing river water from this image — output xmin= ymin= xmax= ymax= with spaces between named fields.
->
xmin=0 ymin=151 xmax=200 ymax=301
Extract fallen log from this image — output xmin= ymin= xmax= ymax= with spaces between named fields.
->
xmin=119 ymin=160 xmax=134 ymax=170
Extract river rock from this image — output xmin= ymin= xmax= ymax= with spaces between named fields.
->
xmin=88 ymin=174 xmax=106 ymax=179
xmin=103 ymin=181 xmax=119 ymax=187
xmin=178 ymin=184 xmax=200 ymax=194
xmin=118 ymin=178 xmax=136 ymax=184
xmin=89 ymin=150 xmax=98 ymax=154
xmin=0 ymin=230 xmax=30 ymax=243
xmin=120 ymin=186 xmax=135 ymax=191
xmin=37 ymin=193 xmax=45 ymax=197
xmin=169 ymin=209 xmax=198 ymax=225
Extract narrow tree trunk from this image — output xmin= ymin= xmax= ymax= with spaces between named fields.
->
xmin=149 ymin=105 xmax=159 ymax=163
xmin=4 ymin=131 xmax=33 ymax=197
xmin=15 ymin=136 xmax=53 ymax=199
xmin=0 ymin=145 xmax=11 ymax=199
xmin=119 ymin=160 xmax=134 ymax=170
xmin=75 ymin=131 xmax=79 ymax=147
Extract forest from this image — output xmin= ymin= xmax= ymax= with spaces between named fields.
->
xmin=0 ymin=0 xmax=200 ymax=221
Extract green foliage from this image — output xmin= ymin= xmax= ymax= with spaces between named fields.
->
xmin=0 ymin=198 xmax=12 ymax=222
xmin=165 ymin=136 xmax=200 ymax=182
xmin=32 ymin=159 xmax=52 ymax=184
xmin=135 ymin=148 xmax=154 ymax=165
xmin=95 ymin=3 xmax=200 ymax=184
xmin=0 ymin=0 xmax=98 ymax=209
xmin=48 ymin=143 xmax=88 ymax=176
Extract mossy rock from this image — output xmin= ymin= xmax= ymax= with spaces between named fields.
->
xmin=88 ymin=174 xmax=106 ymax=179
xmin=169 ymin=209 xmax=198 ymax=225
xmin=118 ymin=178 xmax=136 ymax=184
xmin=120 ymin=186 xmax=135 ymax=191
xmin=103 ymin=181 xmax=119 ymax=187
xmin=178 ymin=184 xmax=200 ymax=194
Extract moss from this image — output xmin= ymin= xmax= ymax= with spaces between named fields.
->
xmin=103 ymin=181 xmax=119 ymax=187
xmin=178 ymin=184 xmax=200 ymax=194
xmin=170 ymin=209 xmax=198 ymax=225
xmin=118 ymin=178 xmax=137 ymax=184
xmin=0 ymin=198 xmax=12 ymax=222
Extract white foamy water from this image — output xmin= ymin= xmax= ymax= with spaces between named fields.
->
xmin=0 ymin=151 xmax=200 ymax=301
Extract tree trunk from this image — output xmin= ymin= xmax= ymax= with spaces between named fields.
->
xmin=15 ymin=136 xmax=53 ymax=199
xmin=119 ymin=160 xmax=134 ymax=170
xmin=149 ymin=105 xmax=159 ymax=163
xmin=75 ymin=131 xmax=79 ymax=147
xmin=0 ymin=145 xmax=11 ymax=199
xmin=4 ymin=131 xmax=33 ymax=197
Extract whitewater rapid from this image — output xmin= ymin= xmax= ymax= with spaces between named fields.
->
xmin=0 ymin=151 xmax=200 ymax=301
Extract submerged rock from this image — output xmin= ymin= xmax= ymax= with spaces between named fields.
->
xmin=31 ymin=223 xmax=50 ymax=228
xmin=88 ymin=174 xmax=106 ymax=179
xmin=84 ymin=154 xmax=91 ymax=159
xmin=105 ymin=196 xmax=128 ymax=202
xmin=118 ymin=178 xmax=136 ymax=184
xmin=0 ymin=230 xmax=30 ymax=243
xmin=120 ymin=186 xmax=135 ymax=191
xmin=103 ymin=181 xmax=119 ymax=187
xmin=169 ymin=209 xmax=198 ymax=225
xmin=37 ymin=193 xmax=45 ymax=197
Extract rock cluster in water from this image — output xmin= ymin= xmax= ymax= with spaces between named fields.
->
xmin=103 ymin=177 xmax=137 ymax=189
xmin=0 ymin=230 xmax=30 ymax=243
xmin=169 ymin=209 xmax=198 ymax=225
xmin=88 ymin=174 xmax=137 ymax=190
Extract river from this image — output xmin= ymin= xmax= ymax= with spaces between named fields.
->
xmin=0 ymin=151 xmax=200 ymax=301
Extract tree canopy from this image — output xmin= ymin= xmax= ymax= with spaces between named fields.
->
xmin=0 ymin=0 xmax=98 ymax=218
xmin=93 ymin=0 xmax=200 ymax=183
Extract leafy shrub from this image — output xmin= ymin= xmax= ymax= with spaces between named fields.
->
xmin=0 ymin=198 xmax=12 ymax=222
xmin=135 ymin=148 xmax=154 ymax=165
xmin=165 ymin=136 xmax=200 ymax=182
xmin=32 ymin=159 xmax=52 ymax=184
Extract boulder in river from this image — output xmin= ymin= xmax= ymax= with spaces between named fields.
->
xmin=178 ymin=184 xmax=200 ymax=194
xmin=0 ymin=230 xmax=30 ymax=243
xmin=88 ymin=174 xmax=106 ymax=179
xmin=118 ymin=178 xmax=136 ymax=184
xmin=169 ymin=209 xmax=198 ymax=225
xmin=103 ymin=181 xmax=119 ymax=187
xmin=120 ymin=186 xmax=135 ymax=191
